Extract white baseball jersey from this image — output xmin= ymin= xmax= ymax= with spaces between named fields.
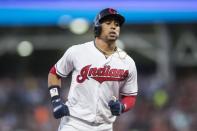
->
xmin=55 ymin=41 xmax=138 ymax=125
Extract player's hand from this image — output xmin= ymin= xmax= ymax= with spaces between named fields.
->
xmin=51 ymin=98 xmax=70 ymax=119
xmin=108 ymin=99 xmax=125 ymax=116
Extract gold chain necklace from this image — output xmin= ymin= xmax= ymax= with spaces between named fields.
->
xmin=97 ymin=46 xmax=117 ymax=56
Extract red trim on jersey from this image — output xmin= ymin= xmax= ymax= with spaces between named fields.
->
xmin=121 ymin=95 xmax=136 ymax=112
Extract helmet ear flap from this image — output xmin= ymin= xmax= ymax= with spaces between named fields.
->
xmin=94 ymin=14 xmax=102 ymax=37
xmin=94 ymin=26 xmax=102 ymax=37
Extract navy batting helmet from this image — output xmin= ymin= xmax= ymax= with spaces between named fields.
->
xmin=94 ymin=8 xmax=125 ymax=37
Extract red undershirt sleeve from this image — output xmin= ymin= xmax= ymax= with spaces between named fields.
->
xmin=121 ymin=95 xmax=136 ymax=112
xmin=49 ymin=66 xmax=56 ymax=75
xmin=49 ymin=66 xmax=61 ymax=79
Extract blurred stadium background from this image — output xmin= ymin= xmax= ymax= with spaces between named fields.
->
xmin=0 ymin=0 xmax=197 ymax=131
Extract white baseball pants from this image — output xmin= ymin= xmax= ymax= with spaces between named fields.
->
xmin=58 ymin=116 xmax=113 ymax=131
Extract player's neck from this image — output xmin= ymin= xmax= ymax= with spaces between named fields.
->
xmin=95 ymin=37 xmax=117 ymax=55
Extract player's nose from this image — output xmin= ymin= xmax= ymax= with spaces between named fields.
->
xmin=110 ymin=23 xmax=116 ymax=29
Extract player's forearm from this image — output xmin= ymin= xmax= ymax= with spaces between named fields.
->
xmin=48 ymin=73 xmax=61 ymax=87
xmin=48 ymin=72 xmax=70 ymax=119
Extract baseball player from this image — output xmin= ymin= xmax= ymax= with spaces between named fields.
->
xmin=48 ymin=8 xmax=138 ymax=131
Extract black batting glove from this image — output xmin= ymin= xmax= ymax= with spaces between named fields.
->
xmin=51 ymin=97 xmax=70 ymax=119
xmin=49 ymin=85 xmax=70 ymax=119
xmin=108 ymin=99 xmax=125 ymax=116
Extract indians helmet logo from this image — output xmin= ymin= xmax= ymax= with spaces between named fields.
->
xmin=109 ymin=8 xmax=117 ymax=14
xmin=77 ymin=65 xmax=128 ymax=83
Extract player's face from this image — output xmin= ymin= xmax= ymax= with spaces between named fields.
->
xmin=100 ymin=18 xmax=120 ymax=41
